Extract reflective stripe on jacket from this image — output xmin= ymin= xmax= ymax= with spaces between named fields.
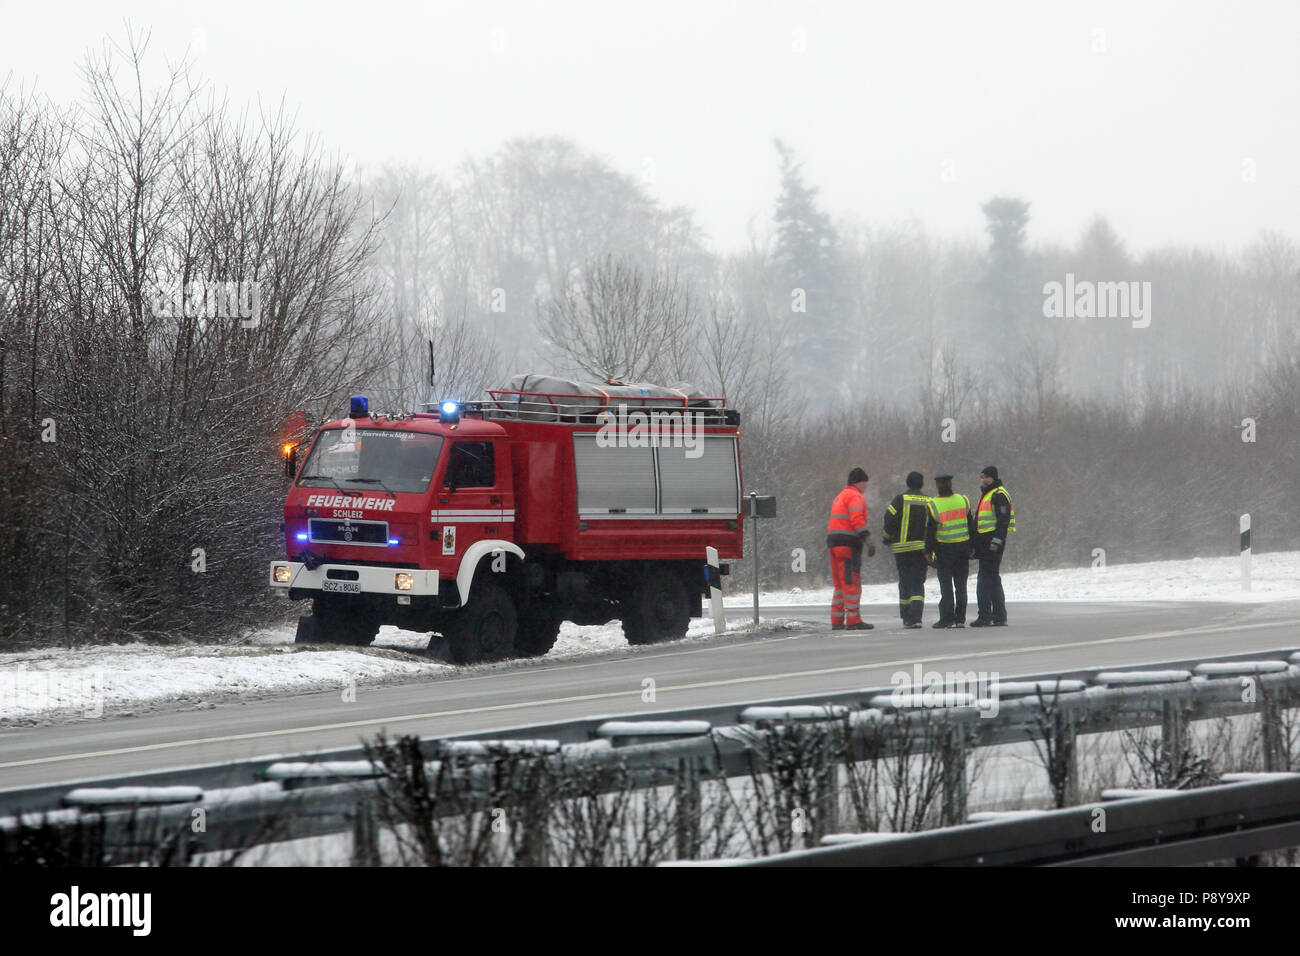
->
xmin=929 ymin=493 xmax=972 ymax=544
xmin=885 ymin=492 xmax=931 ymax=554
xmin=827 ymin=485 xmax=868 ymax=549
xmin=976 ymin=485 xmax=1015 ymax=535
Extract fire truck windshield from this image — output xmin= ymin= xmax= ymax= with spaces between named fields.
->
xmin=296 ymin=429 xmax=444 ymax=495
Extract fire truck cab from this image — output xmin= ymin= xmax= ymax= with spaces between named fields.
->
xmin=269 ymin=380 xmax=743 ymax=664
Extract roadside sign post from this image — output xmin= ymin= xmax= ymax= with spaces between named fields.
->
xmin=745 ymin=493 xmax=777 ymax=627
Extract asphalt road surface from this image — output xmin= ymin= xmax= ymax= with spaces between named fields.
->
xmin=3 ymin=599 xmax=1299 ymax=791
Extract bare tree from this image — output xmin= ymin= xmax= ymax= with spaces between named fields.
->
xmin=0 ymin=29 xmax=387 ymax=645
xmin=539 ymin=255 xmax=697 ymax=383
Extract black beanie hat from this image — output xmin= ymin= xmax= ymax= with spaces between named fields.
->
xmin=981 ymin=465 xmax=999 ymax=480
xmin=906 ymin=471 xmax=923 ymax=489
xmin=847 ymin=467 xmax=868 ymax=485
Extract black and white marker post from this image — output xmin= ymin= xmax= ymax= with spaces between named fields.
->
xmin=706 ymin=546 xmax=726 ymax=634
xmin=1241 ymin=513 xmax=1251 ymax=592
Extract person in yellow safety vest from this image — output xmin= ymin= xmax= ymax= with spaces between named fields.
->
xmin=970 ymin=465 xmax=1015 ymax=627
xmin=881 ymin=471 xmax=932 ymax=629
xmin=826 ymin=467 xmax=877 ymax=630
xmin=924 ymin=473 xmax=976 ymax=628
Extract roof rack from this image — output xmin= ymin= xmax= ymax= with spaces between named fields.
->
xmin=480 ymin=389 xmax=738 ymax=427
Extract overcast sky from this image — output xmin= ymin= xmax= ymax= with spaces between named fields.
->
xmin=4 ymin=0 xmax=1297 ymax=255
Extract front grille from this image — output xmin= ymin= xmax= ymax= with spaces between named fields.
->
xmin=309 ymin=518 xmax=389 ymax=546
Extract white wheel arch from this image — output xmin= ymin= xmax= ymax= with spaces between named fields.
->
xmin=456 ymin=540 xmax=526 ymax=607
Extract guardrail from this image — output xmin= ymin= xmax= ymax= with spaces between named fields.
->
xmin=2 ymin=645 xmax=1299 ymax=865
xmin=693 ymin=773 xmax=1300 ymax=866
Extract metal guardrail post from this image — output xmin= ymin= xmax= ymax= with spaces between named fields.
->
xmin=1161 ymin=698 xmax=1189 ymax=772
xmin=1062 ymin=715 xmax=1080 ymax=806
xmin=940 ymin=725 xmax=968 ymax=826
xmin=1261 ymin=699 xmax=1286 ymax=772
xmin=515 ymin=796 xmax=549 ymax=867
xmin=815 ymin=736 xmax=838 ymax=838
xmin=351 ymin=800 xmax=380 ymax=866
xmin=674 ymin=756 xmax=701 ymax=860
xmin=1043 ymin=710 xmax=1080 ymax=808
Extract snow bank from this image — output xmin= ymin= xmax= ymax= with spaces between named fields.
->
xmin=730 ymin=549 xmax=1300 ymax=608
xmin=0 ymin=616 xmax=774 ymax=723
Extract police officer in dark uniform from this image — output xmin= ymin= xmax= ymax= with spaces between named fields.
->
xmin=971 ymin=465 xmax=1015 ymax=627
xmin=925 ymin=473 xmax=976 ymax=628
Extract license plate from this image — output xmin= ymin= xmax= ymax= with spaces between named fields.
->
xmin=321 ymin=580 xmax=361 ymax=593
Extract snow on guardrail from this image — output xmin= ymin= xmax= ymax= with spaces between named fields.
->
xmin=1094 ymin=669 xmax=1192 ymax=686
xmin=1193 ymin=660 xmax=1289 ymax=677
xmin=63 ymin=786 xmax=204 ymax=806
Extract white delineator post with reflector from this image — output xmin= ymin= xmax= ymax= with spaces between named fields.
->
xmin=749 ymin=493 xmax=760 ymax=626
xmin=706 ymin=547 xmax=726 ymax=634
xmin=1241 ymin=513 xmax=1251 ymax=592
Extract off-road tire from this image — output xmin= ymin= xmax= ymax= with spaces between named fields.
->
xmin=299 ymin=598 xmax=378 ymax=646
xmin=446 ymin=580 xmax=518 ymax=664
xmin=514 ymin=607 xmax=563 ymax=657
xmin=620 ymin=567 xmax=691 ymax=645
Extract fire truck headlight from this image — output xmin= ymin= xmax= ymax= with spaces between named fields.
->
xmin=395 ymin=572 xmax=414 ymax=591
xmin=272 ymin=564 xmax=291 ymax=584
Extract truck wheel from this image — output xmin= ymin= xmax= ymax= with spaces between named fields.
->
xmin=302 ymin=599 xmax=377 ymax=646
xmin=446 ymin=580 xmax=518 ymax=664
xmin=294 ymin=615 xmax=322 ymax=644
xmin=514 ymin=609 xmax=563 ymax=657
xmin=621 ymin=568 xmax=690 ymax=645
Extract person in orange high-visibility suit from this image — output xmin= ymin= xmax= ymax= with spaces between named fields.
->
xmin=827 ymin=467 xmax=876 ymax=630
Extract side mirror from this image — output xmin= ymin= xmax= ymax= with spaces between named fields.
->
xmin=283 ymin=444 xmax=298 ymax=478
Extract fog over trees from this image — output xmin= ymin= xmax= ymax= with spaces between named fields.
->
xmin=2 ymin=32 xmax=1297 ymax=643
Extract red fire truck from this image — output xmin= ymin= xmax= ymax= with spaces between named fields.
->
xmin=269 ymin=378 xmax=743 ymax=663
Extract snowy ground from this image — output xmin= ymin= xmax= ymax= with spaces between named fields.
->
xmin=0 ymin=614 xmax=791 ymax=724
xmin=731 ymin=549 xmax=1300 ymax=608
xmin=2 ymin=550 xmax=1296 ymax=724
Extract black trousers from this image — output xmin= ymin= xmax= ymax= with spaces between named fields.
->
xmin=894 ymin=551 xmax=928 ymax=624
xmin=975 ymin=546 xmax=1006 ymax=623
xmin=934 ymin=547 xmax=970 ymax=624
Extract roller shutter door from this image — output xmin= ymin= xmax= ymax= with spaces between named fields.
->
xmin=573 ymin=435 xmax=657 ymax=514
xmin=658 ymin=436 xmax=739 ymax=514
